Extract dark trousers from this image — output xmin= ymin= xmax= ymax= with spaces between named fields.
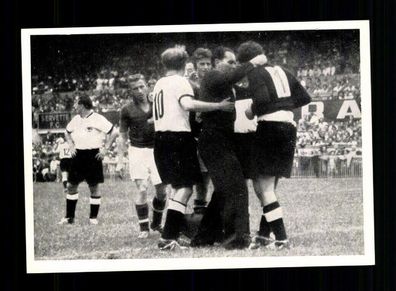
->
xmin=197 ymin=128 xmax=250 ymax=240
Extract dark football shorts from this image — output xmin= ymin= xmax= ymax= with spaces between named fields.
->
xmin=252 ymin=121 xmax=297 ymax=178
xmin=233 ymin=132 xmax=255 ymax=179
xmin=154 ymin=132 xmax=202 ymax=188
xmin=68 ymin=149 xmax=104 ymax=186
xmin=60 ymin=158 xmax=72 ymax=172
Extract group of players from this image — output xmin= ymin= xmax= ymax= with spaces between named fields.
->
xmin=56 ymin=40 xmax=311 ymax=251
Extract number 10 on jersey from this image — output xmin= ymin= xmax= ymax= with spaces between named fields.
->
xmin=154 ymin=90 xmax=164 ymax=120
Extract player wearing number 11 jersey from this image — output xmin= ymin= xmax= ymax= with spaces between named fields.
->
xmin=237 ymin=41 xmax=311 ymax=250
xmin=153 ymin=46 xmax=234 ymax=250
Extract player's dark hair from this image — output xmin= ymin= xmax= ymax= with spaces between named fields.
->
xmin=148 ymin=78 xmax=157 ymax=86
xmin=192 ymin=48 xmax=213 ymax=67
xmin=128 ymin=73 xmax=146 ymax=84
xmin=161 ymin=46 xmax=189 ymax=71
xmin=77 ymin=95 xmax=93 ymax=110
xmin=237 ymin=41 xmax=264 ymax=63
xmin=212 ymin=46 xmax=234 ymax=61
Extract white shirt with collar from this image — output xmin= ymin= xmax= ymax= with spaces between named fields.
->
xmin=66 ymin=111 xmax=113 ymax=150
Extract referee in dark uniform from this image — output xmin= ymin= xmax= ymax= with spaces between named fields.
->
xmin=58 ymin=95 xmax=118 ymax=225
xmin=237 ymin=41 xmax=311 ymax=249
xmin=191 ymin=47 xmax=267 ymax=249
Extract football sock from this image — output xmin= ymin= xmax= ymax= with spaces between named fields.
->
xmin=263 ymin=200 xmax=287 ymax=241
xmin=66 ymin=193 xmax=78 ymax=218
xmin=193 ymin=199 xmax=207 ymax=211
xmin=274 ymin=177 xmax=280 ymax=189
xmin=258 ymin=212 xmax=271 ymax=237
xmin=62 ymin=173 xmax=68 ymax=189
xmin=152 ymin=197 xmax=166 ymax=228
xmin=162 ymin=199 xmax=186 ymax=240
xmin=135 ymin=203 xmax=150 ymax=231
xmin=89 ymin=196 xmax=101 ymax=219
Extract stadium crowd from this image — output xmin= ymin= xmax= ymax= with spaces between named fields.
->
xmin=31 ymin=32 xmax=362 ymax=181
xmin=32 ymin=111 xmax=362 ymax=182
xmin=31 ymin=33 xmax=360 ymax=114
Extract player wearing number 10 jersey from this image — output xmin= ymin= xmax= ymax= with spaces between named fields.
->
xmin=152 ymin=46 xmax=234 ymax=250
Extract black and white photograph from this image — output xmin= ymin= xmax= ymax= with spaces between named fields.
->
xmin=22 ymin=21 xmax=374 ymax=273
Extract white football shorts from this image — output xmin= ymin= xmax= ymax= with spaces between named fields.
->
xmin=128 ymin=145 xmax=162 ymax=185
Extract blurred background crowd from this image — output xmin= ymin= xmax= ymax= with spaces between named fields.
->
xmin=31 ymin=30 xmax=362 ymax=181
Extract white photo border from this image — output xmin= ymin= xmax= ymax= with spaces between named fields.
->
xmin=22 ymin=20 xmax=374 ymax=273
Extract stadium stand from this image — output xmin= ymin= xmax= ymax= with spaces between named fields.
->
xmin=31 ymin=31 xmax=362 ymax=180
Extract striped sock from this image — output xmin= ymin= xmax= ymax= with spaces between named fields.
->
xmin=151 ymin=197 xmax=166 ymax=228
xmin=66 ymin=193 xmax=78 ymax=218
xmin=161 ymin=199 xmax=186 ymax=240
xmin=136 ymin=203 xmax=149 ymax=231
xmin=263 ymin=200 xmax=287 ymax=241
xmin=258 ymin=212 xmax=271 ymax=237
xmin=89 ymin=196 xmax=101 ymax=219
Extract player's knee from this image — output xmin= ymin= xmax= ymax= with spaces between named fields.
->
xmin=61 ymin=172 xmax=68 ymax=181
xmin=174 ymin=185 xmax=192 ymax=194
xmin=136 ymin=196 xmax=147 ymax=205
xmin=154 ymin=183 xmax=167 ymax=200
xmin=88 ymin=184 xmax=99 ymax=197
xmin=262 ymin=191 xmax=277 ymax=205
xmin=195 ymin=182 xmax=207 ymax=196
xmin=135 ymin=179 xmax=148 ymax=193
xmin=135 ymin=190 xmax=148 ymax=204
xmin=256 ymin=175 xmax=276 ymax=192
xmin=67 ymin=183 xmax=78 ymax=194
xmin=173 ymin=186 xmax=193 ymax=204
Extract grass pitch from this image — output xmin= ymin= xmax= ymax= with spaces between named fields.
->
xmin=32 ymin=177 xmax=364 ymax=260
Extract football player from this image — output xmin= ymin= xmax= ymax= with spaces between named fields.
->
xmin=153 ymin=45 xmax=234 ymax=250
xmin=117 ymin=74 xmax=167 ymax=239
xmin=237 ymin=41 xmax=311 ymax=249
xmin=53 ymin=137 xmax=72 ymax=192
xmin=58 ymin=95 xmax=118 ymax=225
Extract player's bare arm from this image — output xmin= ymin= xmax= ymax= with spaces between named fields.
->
xmin=65 ymin=131 xmax=77 ymax=157
xmin=221 ymin=54 xmax=267 ymax=85
xmin=96 ymin=127 xmax=119 ymax=160
xmin=249 ymin=54 xmax=267 ymax=67
xmin=116 ymin=131 xmax=128 ymax=169
xmin=201 ymin=54 xmax=267 ymax=95
xmin=180 ymin=96 xmax=234 ymax=112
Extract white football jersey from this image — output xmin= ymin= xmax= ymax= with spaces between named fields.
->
xmin=234 ymin=98 xmax=257 ymax=133
xmin=66 ymin=111 xmax=113 ymax=149
xmin=152 ymin=75 xmax=194 ymax=132
xmin=57 ymin=142 xmax=72 ymax=159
